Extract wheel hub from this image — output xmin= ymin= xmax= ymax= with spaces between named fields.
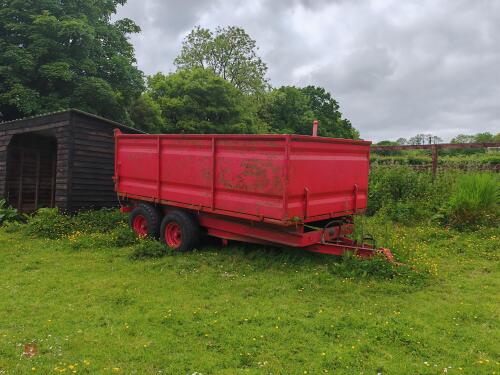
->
xmin=132 ymin=215 xmax=148 ymax=237
xmin=165 ymin=222 xmax=182 ymax=248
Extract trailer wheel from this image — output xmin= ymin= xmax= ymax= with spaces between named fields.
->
xmin=129 ymin=203 xmax=161 ymax=238
xmin=160 ymin=210 xmax=200 ymax=252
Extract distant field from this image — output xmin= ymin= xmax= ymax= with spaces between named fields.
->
xmin=0 ymin=220 xmax=498 ymax=374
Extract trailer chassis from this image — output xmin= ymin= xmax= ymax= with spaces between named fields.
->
xmin=120 ymin=200 xmax=396 ymax=263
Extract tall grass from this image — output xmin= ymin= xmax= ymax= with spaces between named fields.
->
xmin=367 ymin=167 xmax=452 ymax=224
xmin=447 ymin=173 xmax=499 ymax=228
xmin=368 ymin=167 xmax=498 ymax=229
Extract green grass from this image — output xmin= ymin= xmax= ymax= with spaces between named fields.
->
xmin=0 ymin=221 xmax=499 ymax=374
xmin=447 ymin=173 xmax=499 ymax=228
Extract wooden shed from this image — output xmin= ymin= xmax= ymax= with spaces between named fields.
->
xmin=0 ymin=109 xmax=142 ymax=212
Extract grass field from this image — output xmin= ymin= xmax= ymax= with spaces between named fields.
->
xmin=0 ymin=218 xmax=498 ymax=374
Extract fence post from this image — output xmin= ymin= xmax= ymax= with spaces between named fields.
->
xmin=431 ymin=145 xmax=438 ymax=180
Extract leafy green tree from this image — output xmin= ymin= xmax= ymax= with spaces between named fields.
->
xmin=0 ymin=0 xmax=144 ymax=123
xmin=408 ymin=134 xmax=427 ymax=145
xmin=376 ymin=140 xmax=398 ymax=146
xmin=451 ymin=134 xmax=475 ymax=144
xmin=396 ymin=138 xmax=407 ymax=145
xmin=129 ymin=94 xmax=163 ymax=133
xmin=145 ymin=68 xmax=267 ymax=134
xmin=259 ymin=86 xmax=314 ymax=134
xmin=374 ymin=140 xmax=402 ymax=155
xmin=174 ymin=26 xmax=268 ymax=94
xmin=300 ymin=86 xmax=359 ymax=139
xmin=258 ymin=86 xmax=359 ymax=139
xmin=474 ymin=132 xmax=495 ymax=143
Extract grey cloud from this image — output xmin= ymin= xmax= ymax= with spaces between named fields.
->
xmin=116 ymin=0 xmax=500 ymax=141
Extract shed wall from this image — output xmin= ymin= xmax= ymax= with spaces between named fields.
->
xmin=69 ymin=112 xmax=118 ymax=210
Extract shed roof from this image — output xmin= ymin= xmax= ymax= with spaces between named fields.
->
xmin=0 ymin=109 xmax=144 ymax=133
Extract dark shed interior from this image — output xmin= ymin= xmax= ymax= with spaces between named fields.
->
xmin=6 ymin=132 xmax=57 ymax=211
xmin=0 ymin=109 xmax=141 ymax=212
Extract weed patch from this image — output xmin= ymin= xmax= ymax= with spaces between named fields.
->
xmin=24 ymin=208 xmax=128 ymax=239
xmin=130 ymin=238 xmax=169 ymax=259
xmin=0 ymin=199 xmax=24 ymax=225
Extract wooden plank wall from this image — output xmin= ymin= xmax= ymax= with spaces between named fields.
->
xmin=0 ymin=132 xmax=10 ymax=200
xmin=69 ymin=112 xmax=120 ymax=210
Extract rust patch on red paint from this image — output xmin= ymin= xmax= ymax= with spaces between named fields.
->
xmin=218 ymin=159 xmax=283 ymax=194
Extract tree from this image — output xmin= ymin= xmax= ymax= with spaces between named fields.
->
xmin=374 ymin=140 xmax=401 ymax=155
xmin=174 ymin=26 xmax=268 ymax=94
xmin=129 ymin=94 xmax=163 ymax=133
xmin=451 ymin=134 xmax=475 ymax=144
xmin=145 ymin=68 xmax=267 ymax=134
xmin=258 ymin=86 xmax=359 ymax=139
xmin=431 ymin=136 xmax=443 ymax=144
xmin=259 ymin=86 xmax=314 ymax=134
xmin=300 ymin=86 xmax=359 ymax=139
xmin=376 ymin=140 xmax=398 ymax=146
xmin=474 ymin=132 xmax=494 ymax=143
xmin=0 ymin=0 xmax=144 ymax=123
xmin=408 ymin=134 xmax=427 ymax=145
xmin=396 ymin=138 xmax=407 ymax=145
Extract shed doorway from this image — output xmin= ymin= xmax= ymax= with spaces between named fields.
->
xmin=6 ymin=133 xmax=57 ymax=212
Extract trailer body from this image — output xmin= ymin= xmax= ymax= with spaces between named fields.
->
xmin=115 ymin=131 xmax=394 ymax=261
xmin=115 ymin=133 xmax=370 ymax=224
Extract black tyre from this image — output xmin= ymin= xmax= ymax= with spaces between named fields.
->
xmin=160 ymin=210 xmax=200 ymax=252
xmin=129 ymin=203 xmax=161 ymax=238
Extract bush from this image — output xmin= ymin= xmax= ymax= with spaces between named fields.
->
xmin=25 ymin=208 xmax=128 ymax=240
xmin=25 ymin=208 xmax=74 ymax=239
xmin=367 ymin=167 xmax=450 ymax=223
xmin=327 ymin=252 xmax=428 ymax=286
xmin=0 ymin=199 xmax=24 ymax=225
xmin=72 ymin=208 xmax=126 ymax=233
xmin=110 ymin=224 xmax=138 ymax=247
xmin=130 ymin=238 xmax=168 ymax=260
xmin=67 ymin=224 xmax=138 ymax=250
xmin=366 ymin=167 xmax=466 ymax=225
xmin=445 ymin=173 xmax=498 ymax=228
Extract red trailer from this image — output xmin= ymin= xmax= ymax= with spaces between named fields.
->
xmin=114 ymin=128 xmax=395 ymax=261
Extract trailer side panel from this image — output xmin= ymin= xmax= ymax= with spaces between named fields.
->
xmin=115 ymin=133 xmax=371 ymax=224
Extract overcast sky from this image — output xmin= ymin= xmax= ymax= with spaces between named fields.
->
xmin=116 ymin=0 xmax=500 ymax=142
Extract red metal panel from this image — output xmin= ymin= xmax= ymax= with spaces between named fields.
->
xmin=116 ymin=137 xmax=158 ymax=198
xmin=287 ymin=136 xmax=370 ymax=221
xmin=159 ymin=137 xmax=212 ymax=206
xmin=115 ymin=132 xmax=371 ymax=225
xmin=213 ymin=137 xmax=286 ymax=219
